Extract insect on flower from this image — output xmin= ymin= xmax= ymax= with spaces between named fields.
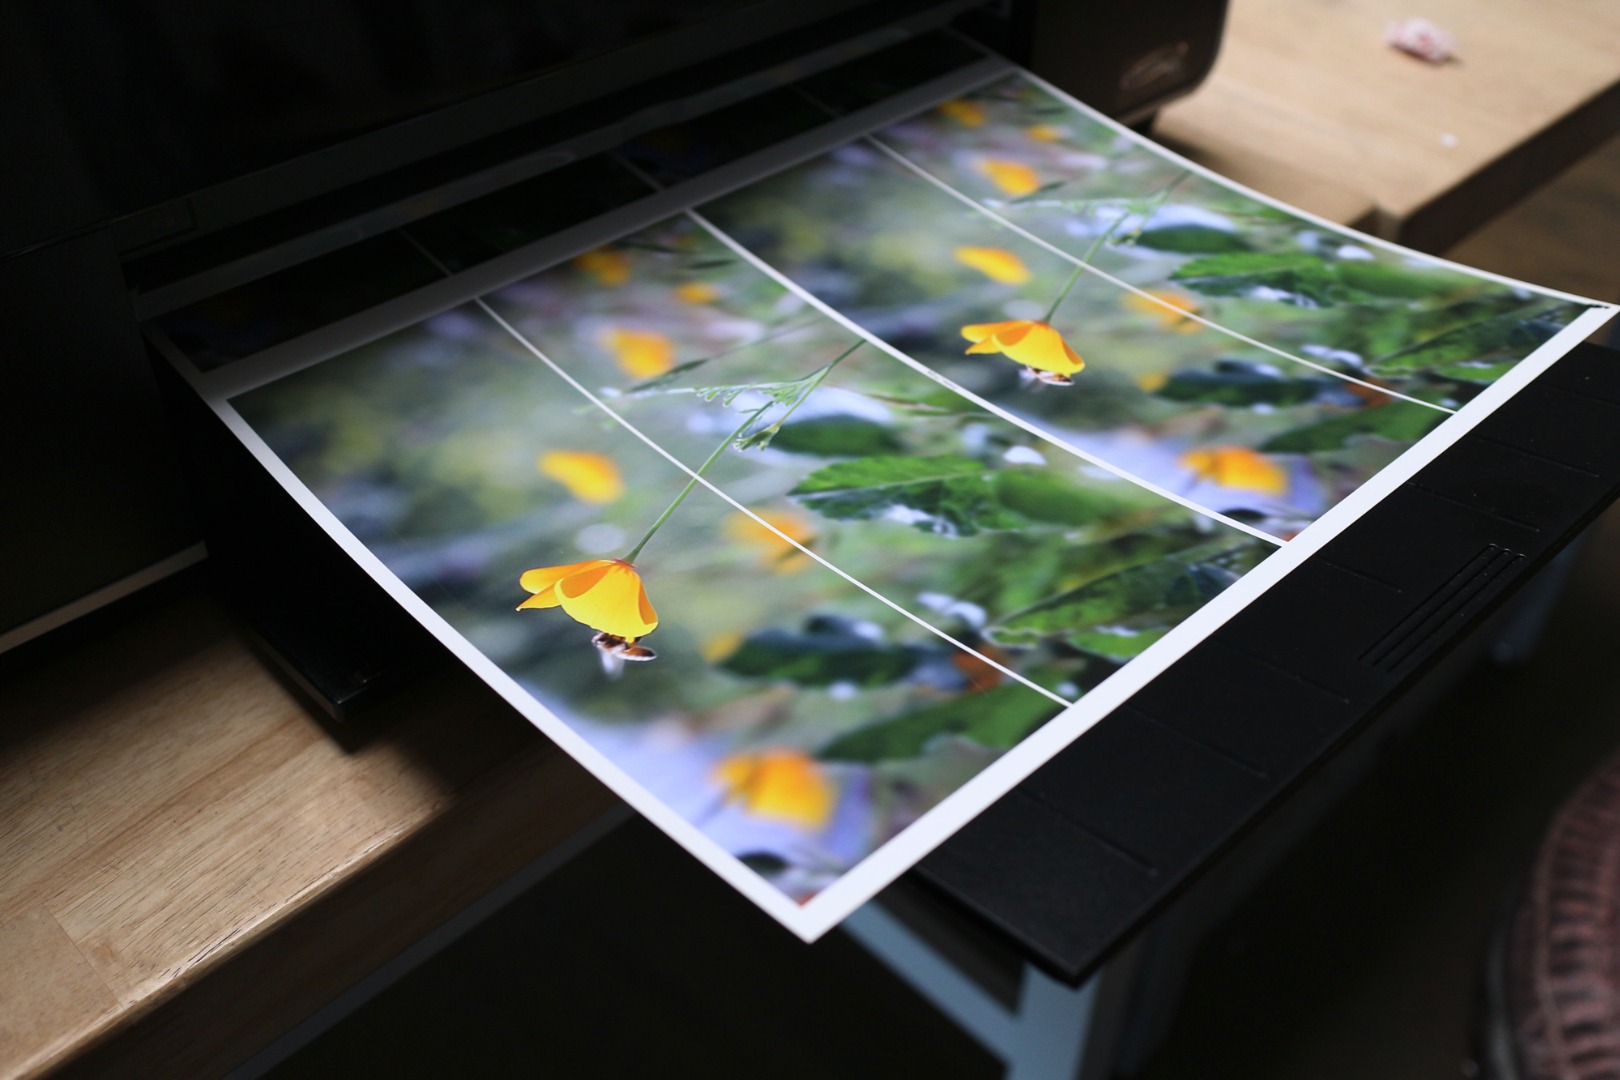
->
xmin=961 ymin=319 xmax=1085 ymax=385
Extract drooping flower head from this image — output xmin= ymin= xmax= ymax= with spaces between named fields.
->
xmin=961 ymin=320 xmax=1084 ymax=384
xmin=518 ymin=559 xmax=658 ymax=642
xmin=537 ymin=450 xmax=624 ymax=504
xmin=1123 ymin=288 xmax=1205 ymax=333
xmin=954 ymin=246 xmax=1033 ymax=285
xmin=602 ymin=327 xmax=675 ymax=379
xmin=712 ymin=749 xmax=836 ymax=830
xmin=1180 ymin=446 xmax=1288 ymax=496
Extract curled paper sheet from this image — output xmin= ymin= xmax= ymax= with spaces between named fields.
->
xmin=153 ymin=57 xmax=1612 ymax=940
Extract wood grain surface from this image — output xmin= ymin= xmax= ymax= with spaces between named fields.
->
xmin=1157 ymin=0 xmax=1620 ymax=250
xmin=0 ymin=584 xmax=614 ymax=1078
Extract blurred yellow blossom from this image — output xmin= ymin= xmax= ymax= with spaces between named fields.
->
xmin=723 ymin=509 xmax=816 ymax=571
xmin=1180 ymin=446 xmax=1288 ymax=495
xmin=938 ymin=99 xmax=985 ymax=127
xmin=538 ymin=450 xmax=624 ymax=504
xmin=674 ymin=281 xmax=721 ymax=305
xmin=1136 ymin=371 xmax=1171 ymax=393
xmin=979 ymin=158 xmax=1041 ymax=197
xmin=962 ymin=320 xmax=1084 ymax=382
xmin=1123 ymin=288 xmax=1204 ymax=333
xmin=954 ymin=246 xmax=1033 ymax=285
xmin=700 ymin=629 xmax=746 ymax=663
xmin=603 ymin=327 xmax=675 ymax=379
xmin=574 ymin=248 xmax=630 ymax=286
xmin=518 ymin=558 xmax=658 ymax=641
xmin=1025 ymin=123 xmax=1064 ymax=142
xmin=713 ymin=749 xmax=836 ymax=830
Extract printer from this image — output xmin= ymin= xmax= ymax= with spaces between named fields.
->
xmin=0 ymin=0 xmax=1230 ymax=652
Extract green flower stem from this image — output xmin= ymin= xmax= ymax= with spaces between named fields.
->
xmin=622 ymin=340 xmax=861 ymax=563
xmin=1039 ymin=180 xmax=1164 ymax=323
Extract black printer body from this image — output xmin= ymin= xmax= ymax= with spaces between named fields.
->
xmin=0 ymin=0 xmax=1228 ymax=649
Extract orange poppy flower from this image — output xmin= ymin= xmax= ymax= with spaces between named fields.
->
xmin=574 ymin=248 xmax=630 ymax=286
xmin=537 ymin=450 xmax=624 ymax=503
xmin=723 ymin=509 xmax=816 ymax=571
xmin=602 ymin=327 xmax=676 ymax=379
xmin=674 ymin=281 xmax=721 ymax=305
xmin=961 ymin=320 xmax=1085 ymax=380
xmin=954 ymin=246 xmax=1033 ymax=285
xmin=938 ymin=99 xmax=986 ymax=127
xmin=1025 ymin=123 xmax=1064 ymax=142
xmin=1123 ymin=288 xmax=1204 ymax=333
xmin=518 ymin=558 xmax=658 ymax=641
xmin=1180 ymin=447 xmax=1288 ymax=496
xmin=979 ymin=158 xmax=1042 ymax=197
xmin=712 ymin=749 xmax=836 ymax=830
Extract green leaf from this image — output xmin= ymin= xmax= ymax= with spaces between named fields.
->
xmin=790 ymin=455 xmax=1021 ymax=537
xmin=768 ymin=416 xmax=904 ymax=457
xmin=1132 ymin=225 xmax=1252 ymax=254
xmin=1171 ymin=252 xmax=1342 ymax=306
xmin=1152 ymin=366 xmax=1329 ymax=407
xmin=991 ymin=469 xmax=1149 ymax=526
xmin=1258 ymin=401 xmax=1446 ymax=452
xmin=1334 ymin=261 xmax=1464 ymax=300
xmin=992 ymin=545 xmax=1260 ymax=645
xmin=818 ymin=685 xmax=1060 ymax=762
xmin=1064 ymin=626 xmax=1168 ymax=660
xmin=1369 ymin=305 xmax=1567 ymax=377
xmin=719 ymin=627 xmax=918 ymax=687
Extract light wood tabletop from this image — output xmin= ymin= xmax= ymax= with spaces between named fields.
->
xmin=1157 ymin=0 xmax=1620 ymax=251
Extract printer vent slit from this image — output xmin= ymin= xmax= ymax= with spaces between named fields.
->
xmin=1362 ymin=543 xmax=1524 ymax=671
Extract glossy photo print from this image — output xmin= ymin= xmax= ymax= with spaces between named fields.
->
xmin=165 ymin=56 xmax=1613 ymax=939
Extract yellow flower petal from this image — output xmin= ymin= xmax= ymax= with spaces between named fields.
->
xmin=1136 ymin=371 xmax=1171 ymax=393
xmin=518 ymin=558 xmax=658 ymax=639
xmin=954 ymin=246 xmax=1032 ymax=285
xmin=538 ymin=450 xmax=625 ymax=503
xmin=723 ymin=510 xmax=815 ymax=571
xmin=701 ymin=629 xmax=745 ymax=663
xmin=979 ymin=158 xmax=1041 ymax=197
xmin=961 ymin=320 xmax=1084 ymax=376
xmin=713 ymin=749 xmax=836 ymax=830
xmin=674 ymin=281 xmax=721 ymax=304
xmin=1123 ymin=288 xmax=1204 ymax=333
xmin=603 ymin=328 xmax=675 ymax=379
xmin=1025 ymin=123 xmax=1064 ymax=142
xmin=1180 ymin=447 xmax=1289 ymax=496
xmin=938 ymin=99 xmax=985 ymax=127
xmin=574 ymin=248 xmax=630 ymax=286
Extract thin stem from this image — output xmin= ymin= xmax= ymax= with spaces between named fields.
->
xmin=1041 ymin=209 xmax=1130 ymax=323
xmin=622 ymin=340 xmax=861 ymax=563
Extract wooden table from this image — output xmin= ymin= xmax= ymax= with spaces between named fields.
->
xmin=0 ymin=583 xmax=614 ymax=1078
xmin=1157 ymin=0 xmax=1620 ymax=251
xmin=6 ymin=5 xmax=1620 ymax=1076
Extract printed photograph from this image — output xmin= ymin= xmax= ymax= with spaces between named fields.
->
xmin=230 ymin=283 xmax=1264 ymax=905
xmin=699 ymin=144 xmax=1447 ymax=537
xmin=868 ymin=74 xmax=1599 ymax=404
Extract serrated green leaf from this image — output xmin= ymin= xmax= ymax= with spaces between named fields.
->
xmin=1171 ymin=251 xmax=1345 ymax=306
xmin=992 ymin=545 xmax=1261 ymax=645
xmin=1258 ymin=401 xmax=1445 ymax=452
xmin=768 ymin=416 xmax=904 ymax=457
xmin=991 ymin=469 xmax=1149 ymax=526
xmin=1152 ymin=368 xmax=1329 ymax=407
xmin=817 ymin=685 xmax=1060 ymax=762
xmin=790 ymin=455 xmax=1021 ymax=536
xmin=1369 ymin=306 xmax=1567 ymax=377
xmin=1132 ymin=225 xmax=1252 ymax=254
xmin=719 ymin=627 xmax=918 ymax=687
